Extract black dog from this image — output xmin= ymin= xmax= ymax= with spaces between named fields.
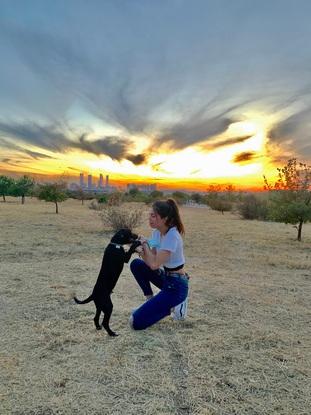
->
xmin=74 ymin=228 xmax=141 ymax=336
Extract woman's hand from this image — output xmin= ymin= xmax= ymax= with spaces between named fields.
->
xmin=138 ymin=235 xmax=148 ymax=245
xmin=135 ymin=245 xmax=144 ymax=255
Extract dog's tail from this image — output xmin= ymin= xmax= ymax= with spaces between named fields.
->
xmin=74 ymin=295 xmax=93 ymax=304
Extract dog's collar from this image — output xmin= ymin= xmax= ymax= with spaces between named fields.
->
xmin=109 ymin=242 xmax=122 ymax=249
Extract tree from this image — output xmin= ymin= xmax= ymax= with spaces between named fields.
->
xmin=125 ymin=188 xmax=149 ymax=203
xmin=75 ymin=187 xmax=87 ymax=205
xmin=148 ymin=190 xmax=164 ymax=202
xmin=150 ymin=190 xmax=163 ymax=199
xmin=171 ymin=191 xmax=189 ymax=205
xmin=264 ymin=158 xmax=311 ymax=241
xmin=11 ymin=175 xmax=35 ymax=204
xmin=37 ymin=182 xmax=68 ymax=213
xmin=0 ymin=175 xmax=14 ymax=202
xmin=190 ymin=192 xmax=205 ymax=204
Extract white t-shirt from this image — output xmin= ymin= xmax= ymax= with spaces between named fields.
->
xmin=151 ymin=226 xmax=185 ymax=268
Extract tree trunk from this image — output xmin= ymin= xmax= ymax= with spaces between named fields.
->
xmin=55 ymin=201 xmax=59 ymax=214
xmin=22 ymin=195 xmax=25 ymax=204
xmin=297 ymin=220 xmax=303 ymax=241
xmin=2 ymin=195 xmax=5 ymax=202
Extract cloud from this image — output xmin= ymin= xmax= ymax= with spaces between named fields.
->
xmin=268 ymin=107 xmax=311 ymax=157
xmin=0 ymin=136 xmax=54 ymax=160
xmin=0 ymin=122 xmax=69 ymax=152
xmin=0 ymin=121 xmax=145 ymax=164
xmin=233 ymin=151 xmax=257 ymax=163
xmin=1 ymin=1 xmax=311 ymax=166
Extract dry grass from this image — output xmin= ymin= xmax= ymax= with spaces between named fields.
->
xmin=0 ymin=197 xmax=310 ymax=415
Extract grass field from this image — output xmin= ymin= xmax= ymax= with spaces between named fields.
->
xmin=0 ymin=197 xmax=310 ymax=415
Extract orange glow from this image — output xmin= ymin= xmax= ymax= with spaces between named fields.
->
xmin=0 ymin=116 xmax=290 ymax=191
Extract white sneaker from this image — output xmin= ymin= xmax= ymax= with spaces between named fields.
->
xmin=171 ymin=296 xmax=188 ymax=320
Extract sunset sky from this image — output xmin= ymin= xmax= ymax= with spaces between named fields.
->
xmin=1 ymin=0 xmax=311 ymax=190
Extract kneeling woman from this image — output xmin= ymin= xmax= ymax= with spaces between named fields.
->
xmin=130 ymin=199 xmax=189 ymax=330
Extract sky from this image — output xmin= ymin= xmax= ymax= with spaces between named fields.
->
xmin=0 ymin=0 xmax=311 ymax=190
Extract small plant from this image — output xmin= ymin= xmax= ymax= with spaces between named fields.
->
xmin=99 ymin=206 xmax=144 ymax=232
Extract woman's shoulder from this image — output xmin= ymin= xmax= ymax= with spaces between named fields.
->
xmin=151 ymin=229 xmax=160 ymax=238
xmin=166 ymin=226 xmax=181 ymax=238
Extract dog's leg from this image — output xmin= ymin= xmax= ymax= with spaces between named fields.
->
xmin=94 ymin=308 xmax=102 ymax=330
xmin=102 ymin=297 xmax=118 ymax=337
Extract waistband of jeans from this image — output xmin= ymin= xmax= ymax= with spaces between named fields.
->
xmin=165 ymin=272 xmax=189 ymax=280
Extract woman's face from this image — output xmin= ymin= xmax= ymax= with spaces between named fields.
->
xmin=149 ymin=209 xmax=167 ymax=230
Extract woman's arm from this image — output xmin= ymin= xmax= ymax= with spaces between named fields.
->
xmin=140 ymin=241 xmax=170 ymax=270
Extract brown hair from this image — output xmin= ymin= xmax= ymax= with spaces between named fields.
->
xmin=152 ymin=198 xmax=185 ymax=235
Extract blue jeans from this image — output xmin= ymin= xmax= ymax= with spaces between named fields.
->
xmin=130 ymin=258 xmax=189 ymax=330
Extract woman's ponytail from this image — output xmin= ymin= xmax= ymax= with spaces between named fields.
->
xmin=166 ymin=198 xmax=185 ymax=235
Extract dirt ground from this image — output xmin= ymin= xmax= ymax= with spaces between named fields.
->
xmin=0 ymin=197 xmax=310 ymax=415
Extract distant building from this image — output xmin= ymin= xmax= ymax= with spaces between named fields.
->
xmin=87 ymin=174 xmax=92 ymax=190
xmin=75 ymin=172 xmax=115 ymax=193
xmin=127 ymin=183 xmax=157 ymax=193
xmin=69 ymin=182 xmax=80 ymax=191
xmin=79 ymin=173 xmax=84 ymax=188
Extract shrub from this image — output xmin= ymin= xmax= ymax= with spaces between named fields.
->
xmin=238 ymin=194 xmax=269 ymax=220
xmin=97 ymin=194 xmax=108 ymax=204
xmin=107 ymin=192 xmax=124 ymax=206
xmin=99 ymin=206 xmax=144 ymax=232
xmin=208 ymin=198 xmax=232 ymax=214
xmin=88 ymin=200 xmax=104 ymax=211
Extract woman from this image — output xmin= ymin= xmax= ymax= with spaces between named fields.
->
xmin=130 ymin=199 xmax=189 ymax=330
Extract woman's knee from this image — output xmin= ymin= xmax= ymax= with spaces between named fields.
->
xmin=129 ymin=313 xmax=145 ymax=331
xmin=130 ymin=258 xmax=146 ymax=273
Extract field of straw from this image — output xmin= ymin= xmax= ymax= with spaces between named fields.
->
xmin=1 ymin=197 xmax=310 ymax=415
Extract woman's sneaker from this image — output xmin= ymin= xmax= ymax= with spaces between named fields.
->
xmin=171 ymin=296 xmax=188 ymax=320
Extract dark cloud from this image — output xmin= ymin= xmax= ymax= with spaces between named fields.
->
xmin=0 ymin=121 xmax=143 ymax=164
xmin=154 ymin=100 xmax=256 ymax=150
xmin=24 ymin=150 xmax=54 ymax=160
xmin=125 ymin=154 xmax=146 ymax=165
xmin=0 ymin=122 xmax=69 ymax=152
xmin=233 ymin=151 xmax=257 ymax=163
xmin=75 ymin=134 xmax=130 ymax=160
xmin=200 ymin=135 xmax=252 ymax=151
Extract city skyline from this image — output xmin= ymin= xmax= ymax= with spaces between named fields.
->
xmin=1 ymin=1 xmax=311 ymax=190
